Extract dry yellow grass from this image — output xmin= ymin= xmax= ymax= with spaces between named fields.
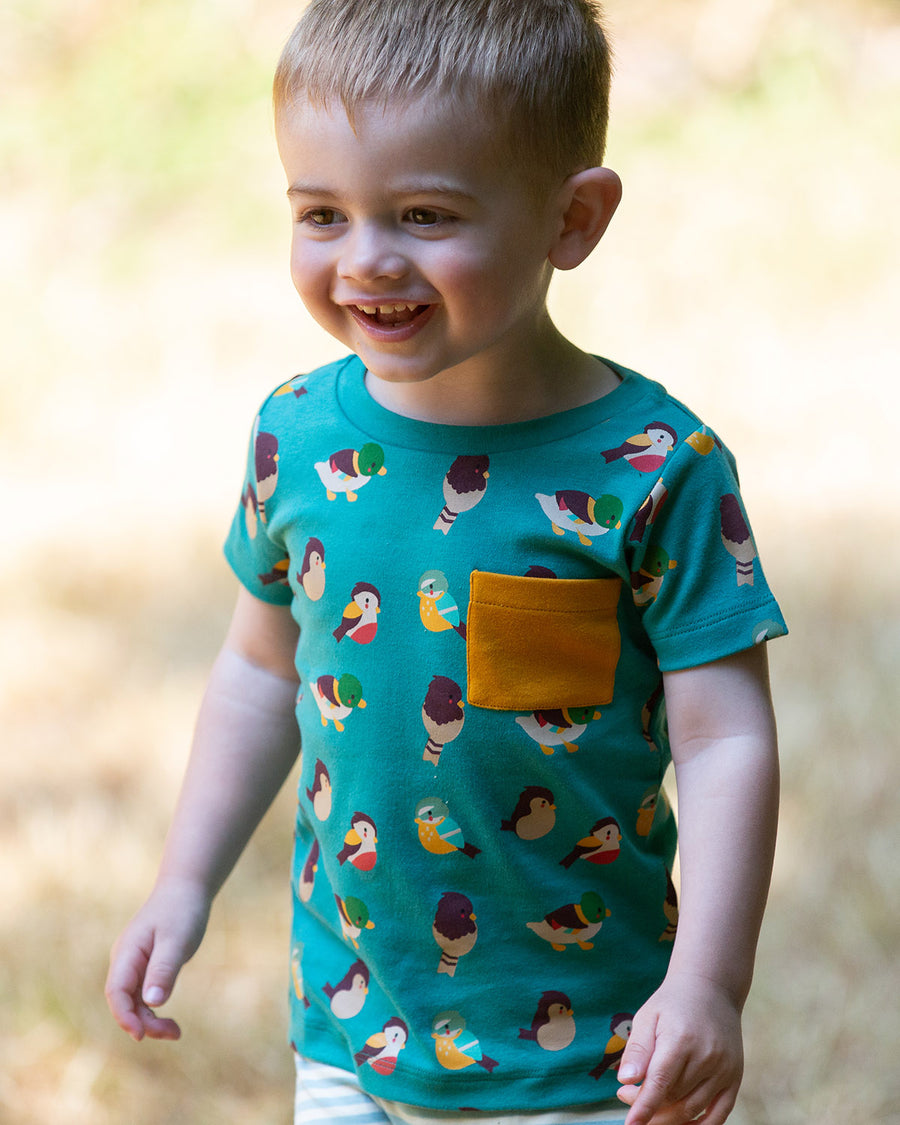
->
xmin=2 ymin=1 xmax=899 ymax=1121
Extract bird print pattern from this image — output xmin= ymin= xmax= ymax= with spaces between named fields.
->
xmin=518 ymin=990 xmax=576 ymax=1052
xmin=337 ymin=812 xmax=378 ymax=870
xmin=432 ymin=891 xmax=478 ymax=976
xmin=354 ymin=1017 xmax=409 ymax=1074
xmin=432 ymin=1010 xmax=499 ymax=1072
xmin=421 ymin=675 xmax=465 ymax=764
xmin=417 ymin=570 xmax=467 ymax=639
xmin=333 ymin=581 xmax=381 ymax=643
xmin=600 ymin=421 xmax=677 ymax=473
xmin=434 ymin=455 xmax=489 ymax=533
xmin=589 ymin=1013 xmax=633 ymax=1080
xmin=324 ymin=958 xmax=370 ymax=1020
xmin=559 ymin=817 xmax=622 ymax=869
xmin=515 ymin=707 xmax=600 ymax=756
xmin=720 ymin=492 xmax=758 ymax=586
xmin=414 ymin=797 xmax=480 ymax=858
xmin=222 ymin=356 xmax=786 ymax=1110
xmin=315 ymin=443 xmax=387 ymax=502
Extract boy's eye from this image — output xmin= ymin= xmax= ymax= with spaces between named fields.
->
xmin=407 ymin=207 xmax=442 ymax=226
xmin=303 ymin=208 xmax=340 ymax=226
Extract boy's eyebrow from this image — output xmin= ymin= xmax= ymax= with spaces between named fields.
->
xmin=286 ymin=182 xmax=337 ymax=199
xmin=286 ymin=179 xmax=478 ymax=203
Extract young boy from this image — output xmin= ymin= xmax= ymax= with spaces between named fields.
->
xmin=106 ymin=3 xmax=786 ymax=1124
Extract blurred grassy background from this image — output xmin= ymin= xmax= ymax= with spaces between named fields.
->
xmin=1 ymin=0 xmax=899 ymax=1121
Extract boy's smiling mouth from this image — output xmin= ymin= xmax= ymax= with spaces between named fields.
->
xmin=345 ymin=302 xmax=437 ymax=343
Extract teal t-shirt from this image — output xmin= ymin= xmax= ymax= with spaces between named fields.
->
xmin=224 ymin=355 xmax=786 ymax=1112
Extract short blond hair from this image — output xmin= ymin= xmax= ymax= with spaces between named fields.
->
xmin=274 ymin=0 xmax=612 ymax=185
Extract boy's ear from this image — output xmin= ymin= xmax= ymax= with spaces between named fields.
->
xmin=548 ymin=167 xmax=622 ymax=271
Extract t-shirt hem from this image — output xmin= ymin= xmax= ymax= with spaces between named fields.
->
xmin=652 ymin=597 xmax=788 ymax=671
xmin=292 ymin=1038 xmax=626 ymax=1114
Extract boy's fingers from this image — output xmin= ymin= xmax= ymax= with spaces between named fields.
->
xmin=105 ymin=951 xmax=148 ymax=1033
xmin=135 ymin=1000 xmax=182 ymax=1041
xmin=617 ymin=1016 xmax=656 ymax=1085
xmin=623 ymin=1051 xmax=687 ymax=1125
xmin=142 ymin=932 xmax=196 ymax=1006
xmin=698 ymin=1085 xmax=739 ymax=1125
xmin=106 ymin=989 xmax=145 ymax=1040
xmin=142 ymin=952 xmax=184 ymax=1007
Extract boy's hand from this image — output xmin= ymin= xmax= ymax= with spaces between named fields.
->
xmin=615 ymin=972 xmax=743 ymax=1125
xmin=105 ymin=877 xmax=211 ymax=1042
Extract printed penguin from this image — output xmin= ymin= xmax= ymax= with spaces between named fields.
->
xmin=333 ymin=582 xmax=381 ymax=644
xmin=297 ymin=839 xmax=319 ymax=903
xmin=336 ymin=894 xmax=375 ymax=949
xmin=500 ymin=786 xmax=556 ymax=840
xmin=559 ymin=817 xmax=622 ymax=869
xmin=315 ymin=443 xmax=386 ymax=501
xmin=414 ymin=797 xmax=480 ymax=858
xmin=422 ymin=675 xmax=465 ymax=764
xmin=353 ymin=1017 xmax=409 ymax=1074
xmin=297 ymin=537 xmax=326 ymax=601
xmin=306 ymin=759 xmax=332 ymax=820
xmin=518 ymin=991 xmax=576 ymax=1052
xmin=589 ymin=1013 xmax=633 ymax=1079
xmin=432 ymin=1010 xmax=499 ymax=1072
xmin=600 ymin=422 xmax=677 ymax=473
xmin=515 ymin=706 xmax=600 ymax=756
xmin=337 ymin=812 xmax=378 ymax=870
xmin=313 ymin=673 xmax=366 ymax=731
xmin=526 ymin=890 xmax=610 ymax=951
xmin=418 ymin=570 xmax=466 ymax=639
xmin=631 ymin=545 xmax=677 ymax=607
xmin=720 ymin=492 xmax=757 ymax=586
xmin=433 ymin=891 xmax=477 ymax=976
xmin=535 ymin=490 xmax=623 ymax=546
xmin=324 ymin=959 xmax=370 ymax=1020
xmin=434 ymin=454 xmax=490 ymax=533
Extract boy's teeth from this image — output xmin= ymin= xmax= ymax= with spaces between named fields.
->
xmin=357 ymin=303 xmax=416 ymax=314
xmin=354 ymin=302 xmax=424 ymax=326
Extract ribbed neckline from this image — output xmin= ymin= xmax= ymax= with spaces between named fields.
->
xmin=335 ymin=354 xmax=659 ymax=454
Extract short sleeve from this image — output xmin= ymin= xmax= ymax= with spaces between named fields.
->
xmin=625 ymin=432 xmax=787 ymax=671
xmin=223 ymin=410 xmax=294 ymax=606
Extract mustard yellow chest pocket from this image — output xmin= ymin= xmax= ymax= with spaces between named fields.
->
xmin=466 ymin=571 xmax=622 ymax=712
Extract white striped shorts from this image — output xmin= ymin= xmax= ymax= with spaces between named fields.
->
xmin=294 ymin=1055 xmax=628 ymax=1125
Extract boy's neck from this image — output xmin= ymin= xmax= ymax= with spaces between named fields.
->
xmin=363 ymin=321 xmax=620 ymax=427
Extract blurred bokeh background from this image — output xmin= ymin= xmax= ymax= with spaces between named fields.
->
xmin=2 ymin=0 xmax=898 ymax=1121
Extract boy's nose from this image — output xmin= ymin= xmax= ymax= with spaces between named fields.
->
xmin=337 ymin=224 xmax=407 ymax=283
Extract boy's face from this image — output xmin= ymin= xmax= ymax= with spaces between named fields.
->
xmin=276 ymin=96 xmax=563 ymax=393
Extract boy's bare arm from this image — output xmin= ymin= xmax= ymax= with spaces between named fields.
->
xmin=105 ymin=587 xmax=301 ymax=1042
xmin=617 ymin=645 xmax=779 ymax=1125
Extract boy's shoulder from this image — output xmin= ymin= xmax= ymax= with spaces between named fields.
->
xmin=597 ymin=360 xmax=724 ymax=439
